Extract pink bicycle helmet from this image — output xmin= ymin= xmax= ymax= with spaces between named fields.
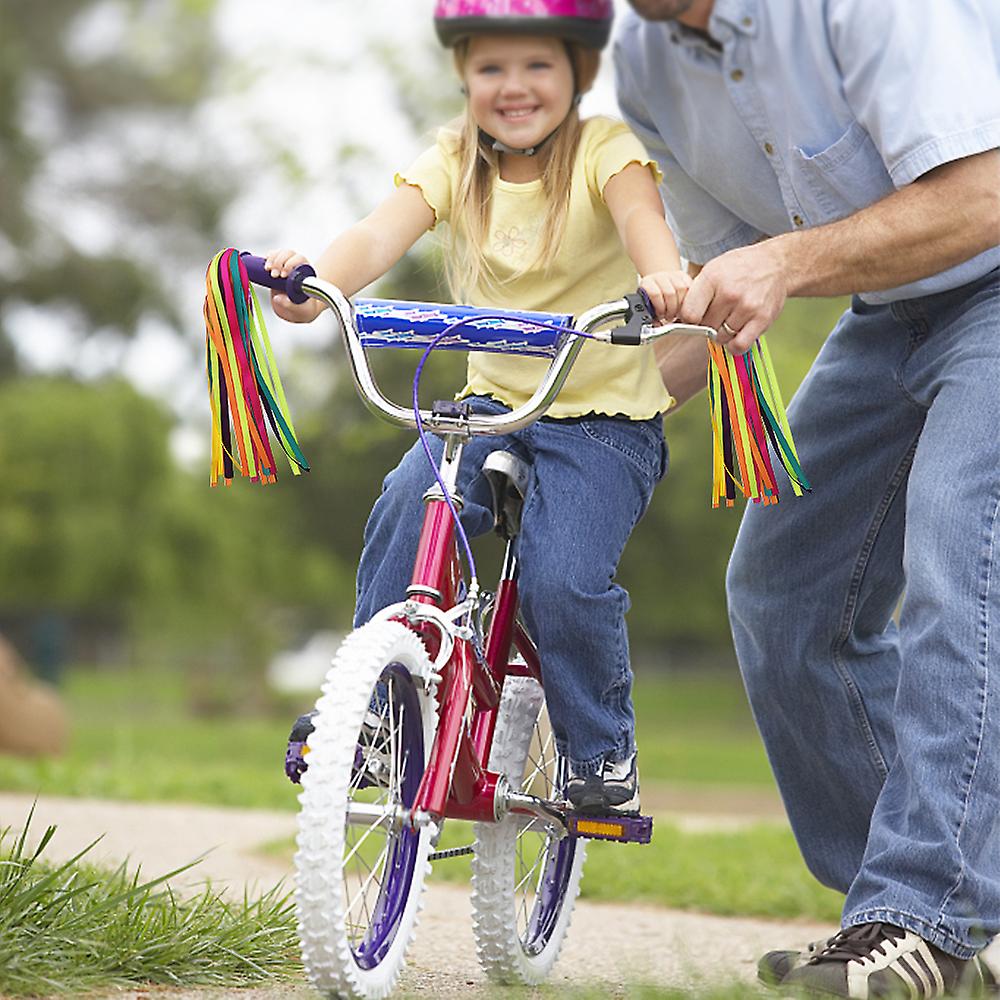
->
xmin=434 ymin=0 xmax=613 ymax=50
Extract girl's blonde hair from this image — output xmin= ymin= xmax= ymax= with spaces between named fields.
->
xmin=444 ymin=39 xmax=600 ymax=301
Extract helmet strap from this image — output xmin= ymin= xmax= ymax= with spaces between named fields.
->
xmin=479 ymin=93 xmax=581 ymax=158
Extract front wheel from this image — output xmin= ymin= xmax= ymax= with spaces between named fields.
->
xmin=294 ymin=620 xmax=438 ymax=1000
xmin=470 ymin=675 xmax=586 ymax=984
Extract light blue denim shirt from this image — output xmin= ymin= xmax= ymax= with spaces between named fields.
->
xmin=614 ymin=0 xmax=1000 ymax=303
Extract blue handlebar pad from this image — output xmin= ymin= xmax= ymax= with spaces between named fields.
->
xmin=355 ymin=299 xmax=574 ymax=357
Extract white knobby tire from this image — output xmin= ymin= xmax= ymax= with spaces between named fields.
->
xmin=295 ymin=620 xmax=437 ymax=999
xmin=470 ymin=675 xmax=586 ymax=984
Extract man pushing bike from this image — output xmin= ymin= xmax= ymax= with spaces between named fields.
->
xmin=616 ymin=0 xmax=1000 ymax=996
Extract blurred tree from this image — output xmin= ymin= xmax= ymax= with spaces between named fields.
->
xmin=0 ymin=3 xmax=849 ymax=667
xmin=0 ymin=378 xmax=174 ymax=615
xmin=0 ymin=376 xmax=344 ymax=674
xmin=0 ymin=0 xmax=230 ymax=367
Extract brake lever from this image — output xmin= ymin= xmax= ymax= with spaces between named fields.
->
xmin=607 ymin=291 xmax=718 ymax=345
xmin=609 ymin=291 xmax=655 ymax=346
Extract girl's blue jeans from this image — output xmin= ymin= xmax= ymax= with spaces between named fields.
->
xmin=355 ymin=395 xmax=668 ymax=777
xmin=727 ymin=268 xmax=1000 ymax=958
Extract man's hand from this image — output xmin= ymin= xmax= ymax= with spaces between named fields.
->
xmin=679 ymin=240 xmax=790 ymax=354
xmin=679 ymin=151 xmax=1000 ymax=355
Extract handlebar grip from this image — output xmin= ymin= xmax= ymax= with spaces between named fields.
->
xmin=239 ymin=252 xmax=316 ymax=305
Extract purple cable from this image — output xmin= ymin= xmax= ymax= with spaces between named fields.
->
xmin=411 ymin=315 xmax=591 ymax=588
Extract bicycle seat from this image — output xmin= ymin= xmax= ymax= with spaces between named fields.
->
xmin=482 ymin=451 xmax=531 ymax=541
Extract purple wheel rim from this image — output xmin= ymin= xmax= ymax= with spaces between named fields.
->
xmin=523 ymin=833 xmax=578 ymax=955
xmin=350 ymin=663 xmax=424 ymax=970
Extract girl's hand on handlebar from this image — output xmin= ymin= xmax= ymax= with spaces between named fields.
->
xmin=264 ymin=249 xmax=323 ymax=323
xmin=639 ymin=269 xmax=692 ymax=323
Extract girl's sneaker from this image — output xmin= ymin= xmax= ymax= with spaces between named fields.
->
xmin=284 ymin=710 xmax=316 ymax=784
xmin=284 ymin=707 xmax=391 ymax=787
xmin=566 ymin=753 xmax=640 ymax=816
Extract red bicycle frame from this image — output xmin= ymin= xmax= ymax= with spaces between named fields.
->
xmin=402 ymin=463 xmax=542 ymax=825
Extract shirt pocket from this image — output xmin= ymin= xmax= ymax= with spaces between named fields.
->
xmin=792 ymin=120 xmax=896 ymax=219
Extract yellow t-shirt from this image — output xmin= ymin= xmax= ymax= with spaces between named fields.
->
xmin=395 ymin=116 xmax=674 ymax=420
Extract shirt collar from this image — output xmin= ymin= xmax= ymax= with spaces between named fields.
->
xmin=709 ymin=0 xmax=759 ymax=39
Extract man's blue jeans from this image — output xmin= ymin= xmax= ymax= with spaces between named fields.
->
xmin=355 ymin=395 xmax=668 ymax=777
xmin=727 ymin=269 xmax=1000 ymax=957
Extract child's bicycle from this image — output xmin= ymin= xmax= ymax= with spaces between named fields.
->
xmin=240 ymin=254 xmax=715 ymax=999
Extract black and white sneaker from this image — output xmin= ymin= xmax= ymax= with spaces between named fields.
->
xmin=780 ymin=922 xmax=986 ymax=998
xmin=566 ymin=752 xmax=640 ymax=816
xmin=761 ymin=933 xmax=999 ymax=995
xmin=758 ymin=935 xmax=836 ymax=986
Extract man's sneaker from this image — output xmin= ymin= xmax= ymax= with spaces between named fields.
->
xmin=761 ymin=934 xmax=999 ymax=994
xmin=781 ymin=922 xmax=986 ymax=998
xmin=758 ymin=935 xmax=836 ymax=986
xmin=565 ymin=752 xmax=640 ymax=816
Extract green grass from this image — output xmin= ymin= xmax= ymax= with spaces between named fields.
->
xmin=0 ymin=666 xmax=295 ymax=810
xmin=394 ymin=984 xmax=771 ymax=1000
xmin=632 ymin=669 xmax=775 ymax=787
xmin=0 ymin=808 xmax=298 ymax=998
xmin=260 ymin=816 xmax=841 ymax=923
xmin=0 ymin=665 xmax=844 ymax=928
xmin=0 ymin=665 xmax=773 ymax=808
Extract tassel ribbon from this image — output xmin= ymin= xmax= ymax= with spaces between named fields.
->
xmin=707 ymin=336 xmax=809 ymax=508
xmin=204 ymin=248 xmax=309 ymax=486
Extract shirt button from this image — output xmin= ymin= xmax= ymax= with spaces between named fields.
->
xmin=742 ymin=16 xmax=753 ymax=27
xmin=730 ymin=68 xmax=744 ymax=82
xmin=792 ymin=214 xmax=805 ymax=226
xmin=670 ymin=33 xmax=679 ymax=43
xmin=764 ymin=141 xmax=775 ymax=155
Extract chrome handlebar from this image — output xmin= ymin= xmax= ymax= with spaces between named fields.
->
xmin=300 ymin=275 xmax=716 ymax=438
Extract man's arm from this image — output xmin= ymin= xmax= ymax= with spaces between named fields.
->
xmin=680 ymin=150 xmax=1000 ymax=354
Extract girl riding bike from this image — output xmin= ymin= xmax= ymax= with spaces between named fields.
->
xmin=271 ymin=0 xmax=690 ymax=817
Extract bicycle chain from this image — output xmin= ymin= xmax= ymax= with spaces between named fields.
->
xmin=429 ymin=844 xmax=475 ymax=860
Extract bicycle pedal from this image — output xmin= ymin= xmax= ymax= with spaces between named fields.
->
xmin=285 ymin=740 xmax=308 ymax=784
xmin=566 ymin=813 xmax=653 ymax=844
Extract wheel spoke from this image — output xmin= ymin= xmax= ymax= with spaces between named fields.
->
xmin=342 ymin=807 xmax=394 ymax=867
xmin=345 ymin=842 xmax=390 ymax=933
xmin=343 ymin=802 xmax=392 ymax=935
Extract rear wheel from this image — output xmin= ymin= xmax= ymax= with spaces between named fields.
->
xmin=294 ymin=620 xmax=437 ymax=999
xmin=470 ymin=674 xmax=585 ymax=984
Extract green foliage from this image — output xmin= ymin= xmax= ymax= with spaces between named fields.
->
xmin=632 ymin=668 xmax=774 ymax=786
xmin=0 ymin=810 xmax=298 ymax=997
xmin=0 ymin=376 xmax=346 ymax=670
xmin=0 ymin=0 xmax=230 ymax=363
xmin=0 ymin=378 xmax=173 ymax=614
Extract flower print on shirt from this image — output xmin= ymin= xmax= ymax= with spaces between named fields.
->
xmin=492 ymin=225 xmax=535 ymax=260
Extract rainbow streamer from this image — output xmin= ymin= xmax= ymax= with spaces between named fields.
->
xmin=707 ymin=336 xmax=809 ymax=508
xmin=204 ymin=248 xmax=309 ymax=486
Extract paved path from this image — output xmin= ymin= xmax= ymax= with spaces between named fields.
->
xmin=2 ymin=791 xmax=995 ymax=999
